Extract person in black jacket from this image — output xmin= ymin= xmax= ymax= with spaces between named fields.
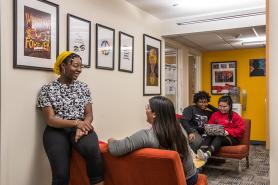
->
xmin=181 ymin=91 xmax=217 ymax=153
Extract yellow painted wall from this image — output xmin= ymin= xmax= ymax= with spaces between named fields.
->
xmin=202 ymin=48 xmax=266 ymax=141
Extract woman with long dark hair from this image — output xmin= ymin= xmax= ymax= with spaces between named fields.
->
xmin=108 ymin=96 xmax=198 ymax=185
xmin=197 ymin=95 xmax=245 ymax=161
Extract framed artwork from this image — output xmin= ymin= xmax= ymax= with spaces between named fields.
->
xmin=211 ymin=61 xmax=237 ymax=95
xmin=118 ymin=31 xmax=134 ymax=73
xmin=96 ymin=24 xmax=115 ymax=70
xmin=249 ymin=59 xmax=265 ymax=77
xmin=143 ymin=34 xmax=161 ymax=96
xmin=67 ymin=14 xmax=91 ymax=68
xmin=14 ymin=0 xmax=59 ymax=70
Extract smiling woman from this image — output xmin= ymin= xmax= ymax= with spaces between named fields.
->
xmin=36 ymin=51 xmax=104 ymax=185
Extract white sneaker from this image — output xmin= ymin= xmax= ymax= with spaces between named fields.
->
xmin=197 ymin=149 xmax=207 ymax=161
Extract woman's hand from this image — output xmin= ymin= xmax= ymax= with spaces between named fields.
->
xmin=75 ymin=128 xmax=87 ymax=142
xmin=76 ymin=120 xmax=94 ymax=133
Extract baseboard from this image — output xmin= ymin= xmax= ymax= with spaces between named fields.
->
xmin=250 ymin=140 xmax=266 ymax=145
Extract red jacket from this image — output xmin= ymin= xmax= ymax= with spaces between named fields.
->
xmin=208 ymin=111 xmax=245 ymax=140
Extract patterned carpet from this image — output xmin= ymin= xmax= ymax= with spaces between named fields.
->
xmin=202 ymin=145 xmax=269 ymax=185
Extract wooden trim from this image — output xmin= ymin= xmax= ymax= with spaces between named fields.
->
xmin=266 ymin=0 xmax=270 ymax=150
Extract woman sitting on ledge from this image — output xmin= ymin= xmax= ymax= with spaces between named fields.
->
xmin=37 ymin=51 xmax=104 ymax=185
xmin=197 ymin=95 xmax=245 ymax=162
xmin=108 ymin=96 xmax=198 ymax=185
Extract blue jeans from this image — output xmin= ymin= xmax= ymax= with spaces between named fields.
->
xmin=186 ymin=170 xmax=199 ymax=185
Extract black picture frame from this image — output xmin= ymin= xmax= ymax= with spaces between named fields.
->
xmin=143 ymin=34 xmax=161 ymax=96
xmin=118 ymin=31 xmax=134 ymax=73
xmin=249 ymin=58 xmax=265 ymax=77
xmin=67 ymin=14 xmax=91 ymax=68
xmin=211 ymin=61 xmax=237 ymax=95
xmin=96 ymin=24 xmax=115 ymax=70
xmin=13 ymin=0 xmax=59 ymax=70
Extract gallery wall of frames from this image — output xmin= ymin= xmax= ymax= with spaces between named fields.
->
xmin=13 ymin=0 xmax=161 ymax=95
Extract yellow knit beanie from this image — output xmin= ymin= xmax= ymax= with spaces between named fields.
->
xmin=53 ymin=51 xmax=73 ymax=75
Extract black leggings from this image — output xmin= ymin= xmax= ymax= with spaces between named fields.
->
xmin=43 ymin=126 xmax=104 ymax=185
xmin=200 ymin=135 xmax=239 ymax=154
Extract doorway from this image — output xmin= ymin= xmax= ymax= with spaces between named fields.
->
xmin=188 ymin=55 xmax=198 ymax=104
xmin=165 ymin=46 xmax=178 ymax=110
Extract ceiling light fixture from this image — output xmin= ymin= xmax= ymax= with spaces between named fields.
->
xmin=176 ymin=11 xmax=265 ymax=25
xmin=242 ymin=40 xmax=265 ymax=46
xmin=252 ymin=27 xmax=260 ymax=37
xmin=172 ymin=0 xmax=179 ymax=7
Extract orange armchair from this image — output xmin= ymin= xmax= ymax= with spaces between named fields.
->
xmin=212 ymin=119 xmax=251 ymax=172
xmin=70 ymin=143 xmax=208 ymax=185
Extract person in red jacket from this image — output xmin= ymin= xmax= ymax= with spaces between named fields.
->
xmin=197 ymin=95 xmax=245 ymax=161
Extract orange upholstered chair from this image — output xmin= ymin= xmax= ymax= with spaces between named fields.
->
xmin=212 ymin=119 xmax=251 ymax=172
xmin=70 ymin=142 xmax=208 ymax=185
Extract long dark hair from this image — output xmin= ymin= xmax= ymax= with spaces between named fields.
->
xmin=218 ymin=95 xmax=233 ymax=121
xmin=150 ymin=96 xmax=188 ymax=160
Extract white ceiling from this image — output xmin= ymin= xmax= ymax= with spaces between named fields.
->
xmin=166 ymin=25 xmax=266 ymax=51
xmin=126 ymin=0 xmax=265 ymax=20
xmin=126 ymin=0 xmax=266 ymax=51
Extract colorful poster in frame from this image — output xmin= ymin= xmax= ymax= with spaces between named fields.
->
xmin=67 ymin=14 xmax=91 ymax=68
xmin=14 ymin=0 xmax=59 ymax=70
xmin=211 ymin=61 xmax=237 ymax=94
xmin=249 ymin=58 xmax=265 ymax=77
xmin=143 ymin=34 xmax=161 ymax=96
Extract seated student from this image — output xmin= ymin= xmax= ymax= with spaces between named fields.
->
xmin=197 ymin=95 xmax=245 ymax=161
xmin=181 ymin=91 xmax=218 ymax=153
xmin=108 ymin=96 xmax=198 ymax=185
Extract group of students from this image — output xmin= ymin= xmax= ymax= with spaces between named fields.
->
xmin=37 ymin=51 xmax=245 ymax=185
xmin=181 ymin=91 xmax=245 ymax=162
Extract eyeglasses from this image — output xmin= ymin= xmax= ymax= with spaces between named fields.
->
xmin=145 ymin=104 xmax=151 ymax=110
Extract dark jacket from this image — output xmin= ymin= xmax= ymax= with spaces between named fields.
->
xmin=181 ymin=104 xmax=218 ymax=134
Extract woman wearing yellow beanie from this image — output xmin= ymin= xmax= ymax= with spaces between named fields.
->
xmin=37 ymin=51 xmax=104 ymax=185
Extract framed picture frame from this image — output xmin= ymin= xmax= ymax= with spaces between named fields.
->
xmin=143 ymin=34 xmax=161 ymax=96
xmin=118 ymin=31 xmax=134 ymax=73
xmin=67 ymin=14 xmax=91 ymax=68
xmin=96 ymin=24 xmax=115 ymax=70
xmin=13 ymin=0 xmax=59 ymax=70
xmin=211 ymin=61 xmax=237 ymax=95
xmin=249 ymin=58 xmax=265 ymax=77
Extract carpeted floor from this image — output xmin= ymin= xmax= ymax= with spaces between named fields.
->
xmin=202 ymin=145 xmax=269 ymax=185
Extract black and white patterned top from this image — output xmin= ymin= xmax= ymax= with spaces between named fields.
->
xmin=36 ymin=79 xmax=92 ymax=120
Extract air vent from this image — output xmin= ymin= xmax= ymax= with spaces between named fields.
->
xmin=177 ymin=11 xmax=265 ymax=26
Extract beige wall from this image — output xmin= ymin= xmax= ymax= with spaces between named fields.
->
xmin=0 ymin=0 xmax=163 ymax=184
xmin=2 ymin=0 xmax=278 ymax=185
xmin=269 ymin=0 xmax=278 ymax=184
